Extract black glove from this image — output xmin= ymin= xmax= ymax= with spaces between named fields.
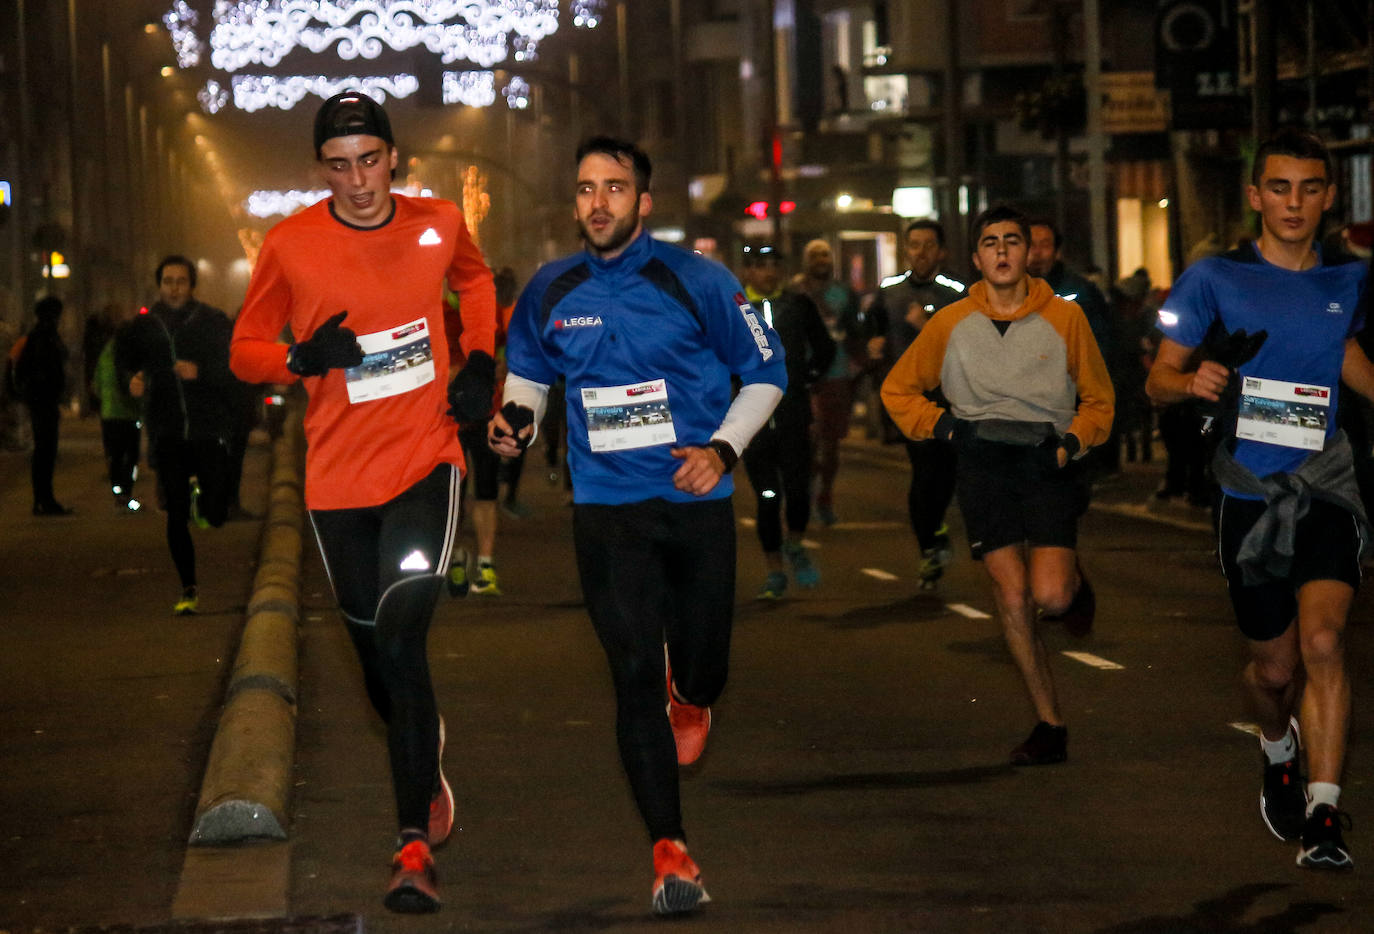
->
xmin=287 ymin=311 xmax=363 ymax=377
xmin=934 ymin=411 xmax=977 ymax=444
xmin=1201 ymin=327 xmax=1268 ymax=440
xmin=492 ymin=401 xmax=535 ymax=451
xmin=447 ymin=349 xmax=496 ymax=423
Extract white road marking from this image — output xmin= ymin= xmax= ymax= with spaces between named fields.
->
xmin=947 ymin=603 xmax=992 ymax=619
xmin=1061 ymin=651 xmax=1125 ymax=670
xmin=861 ymin=567 xmax=899 ymax=581
xmin=802 ymin=538 xmax=821 ymax=550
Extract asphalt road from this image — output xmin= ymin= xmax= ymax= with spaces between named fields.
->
xmin=4 ymin=416 xmax=1374 ymax=932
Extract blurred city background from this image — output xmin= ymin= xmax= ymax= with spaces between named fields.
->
xmin=1 ymin=1 xmax=1369 ymax=335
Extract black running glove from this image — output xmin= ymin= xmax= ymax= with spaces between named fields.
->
xmin=492 ymin=401 xmax=535 ymax=451
xmin=447 ymin=349 xmax=496 ymax=423
xmin=934 ymin=411 xmax=977 ymax=445
xmin=1201 ymin=327 xmax=1268 ymax=440
xmin=287 ymin=311 xmax=363 ymax=377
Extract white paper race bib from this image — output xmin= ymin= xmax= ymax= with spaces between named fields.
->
xmin=581 ymin=379 xmax=677 ymax=452
xmin=343 ymin=317 xmax=436 ymax=404
xmin=1235 ymin=375 xmax=1330 ymax=451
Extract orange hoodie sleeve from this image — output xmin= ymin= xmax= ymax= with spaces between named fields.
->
xmin=1046 ymin=298 xmax=1115 ymax=450
xmin=880 ymin=302 xmax=966 ymax=440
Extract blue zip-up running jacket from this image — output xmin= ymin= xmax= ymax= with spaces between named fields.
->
xmin=506 ymin=230 xmax=788 ymax=505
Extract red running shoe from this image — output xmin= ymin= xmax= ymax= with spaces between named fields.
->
xmin=665 ymin=662 xmax=711 ymax=765
xmin=383 ymin=839 xmax=440 ymax=913
xmin=429 ymin=716 xmax=454 ymax=845
xmin=651 ymin=838 xmax=710 ymax=915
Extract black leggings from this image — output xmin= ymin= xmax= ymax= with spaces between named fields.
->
xmin=742 ymin=420 xmax=812 ymax=552
xmin=310 ymin=463 xmax=459 ymax=835
xmin=155 ymin=436 xmax=230 ymax=588
xmin=573 ymin=498 xmax=735 ymax=842
xmin=101 ymin=418 xmax=141 ymax=496
xmin=904 ymin=438 xmax=958 ymax=551
xmin=28 ymin=403 xmax=59 ymax=506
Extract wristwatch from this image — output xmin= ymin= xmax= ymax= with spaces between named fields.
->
xmin=708 ymin=439 xmax=738 ymax=474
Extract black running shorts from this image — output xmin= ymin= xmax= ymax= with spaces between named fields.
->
xmin=1217 ymin=494 xmax=1364 ymax=642
xmin=954 ymin=437 xmax=1089 ymax=560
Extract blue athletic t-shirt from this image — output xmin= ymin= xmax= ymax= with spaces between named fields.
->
xmin=507 ymin=229 xmax=788 ymax=505
xmin=1158 ymin=243 xmax=1366 ymax=494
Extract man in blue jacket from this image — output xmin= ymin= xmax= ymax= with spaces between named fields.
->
xmin=489 ymin=136 xmax=786 ymax=916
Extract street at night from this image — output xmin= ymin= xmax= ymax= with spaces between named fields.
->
xmin=5 ymin=417 xmax=1374 ymax=931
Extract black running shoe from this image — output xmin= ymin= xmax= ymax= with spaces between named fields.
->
xmin=1260 ymin=720 xmax=1305 ymax=841
xmin=1010 ymin=721 xmax=1067 ymax=766
xmin=1297 ymin=804 xmax=1353 ymax=871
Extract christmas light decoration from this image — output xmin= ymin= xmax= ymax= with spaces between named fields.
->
xmin=232 ymin=73 xmax=419 ymax=112
xmin=571 ymin=0 xmax=606 ymax=29
xmin=206 ymin=0 xmax=560 ymax=72
xmin=502 ymin=75 xmax=530 ymax=109
xmin=245 ymin=186 xmax=432 ymax=218
xmin=199 ymin=79 xmax=230 ymax=114
xmin=442 ymin=70 xmax=495 ymax=108
xmin=163 ymin=0 xmax=204 ymax=68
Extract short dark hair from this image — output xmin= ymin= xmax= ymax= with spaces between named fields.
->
xmin=155 ymin=254 xmax=197 ymax=289
xmin=1026 ymin=216 xmax=1062 ymax=250
xmin=1251 ymin=127 xmax=1332 ymax=186
xmin=575 ymin=136 xmax=652 ymax=194
xmin=970 ymin=205 xmax=1031 ymax=246
xmin=905 ymin=218 xmax=946 ymax=248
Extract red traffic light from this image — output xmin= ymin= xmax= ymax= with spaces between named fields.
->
xmin=745 ymin=201 xmax=769 ymax=220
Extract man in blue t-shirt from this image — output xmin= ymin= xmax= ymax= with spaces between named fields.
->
xmin=489 ymin=136 xmax=786 ymax=916
xmin=1147 ymin=128 xmax=1374 ymax=872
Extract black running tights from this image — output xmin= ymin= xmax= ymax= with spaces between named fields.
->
xmin=310 ymin=464 xmax=459 ymax=835
xmin=742 ymin=421 xmax=812 ymax=553
xmin=573 ymin=497 xmax=735 ymax=842
xmin=904 ymin=437 xmax=958 ymax=551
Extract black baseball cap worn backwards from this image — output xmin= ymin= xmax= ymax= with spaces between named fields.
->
xmin=314 ymin=91 xmax=394 ymax=155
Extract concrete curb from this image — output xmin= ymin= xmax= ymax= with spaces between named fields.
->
xmin=189 ymin=409 xmax=306 ymax=845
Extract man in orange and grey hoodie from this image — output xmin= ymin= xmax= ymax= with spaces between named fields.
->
xmin=881 ymin=204 xmax=1114 ymax=767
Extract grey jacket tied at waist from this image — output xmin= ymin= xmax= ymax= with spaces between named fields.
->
xmin=1212 ymin=430 xmax=1371 ymax=586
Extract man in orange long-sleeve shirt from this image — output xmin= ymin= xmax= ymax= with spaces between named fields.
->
xmin=230 ymin=91 xmax=495 ymax=913
xmin=881 ymin=204 xmax=1113 ymax=766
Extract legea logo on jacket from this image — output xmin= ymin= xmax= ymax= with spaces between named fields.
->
xmin=734 ymin=293 xmax=775 ymax=361
xmin=555 ymin=315 xmax=604 ymax=330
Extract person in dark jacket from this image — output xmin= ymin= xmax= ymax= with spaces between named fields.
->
xmin=739 ymin=244 xmax=835 ymax=598
xmin=15 ymin=296 xmax=71 ymax=515
xmin=868 ymin=219 xmax=967 ymax=588
xmin=116 ymin=255 xmax=235 ymax=614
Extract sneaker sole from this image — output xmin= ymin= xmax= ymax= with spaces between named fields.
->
xmin=384 ymin=884 xmax=441 ymax=913
xmin=652 ymin=876 xmax=710 ymax=915
xmin=1297 ymin=845 xmax=1354 ymax=871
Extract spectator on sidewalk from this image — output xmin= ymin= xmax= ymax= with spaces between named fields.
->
xmin=14 ymin=296 xmax=72 ymax=515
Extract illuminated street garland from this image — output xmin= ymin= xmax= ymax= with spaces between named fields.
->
xmin=442 ymin=70 xmax=494 ymax=108
xmin=232 ymin=73 xmax=419 ymax=111
xmin=206 ymin=0 xmax=561 ymax=71
xmin=570 ymin=0 xmax=605 ymax=29
xmin=245 ymin=185 xmax=432 ymax=218
xmin=502 ymin=75 xmax=530 ymax=109
xmin=163 ymin=0 xmax=205 ymax=68
xmin=199 ymin=79 xmax=230 ymax=114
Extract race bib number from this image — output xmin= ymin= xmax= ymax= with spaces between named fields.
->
xmin=1235 ymin=375 xmax=1330 ymax=451
xmin=581 ymin=379 xmax=677 ymax=452
xmin=344 ymin=317 xmax=436 ymax=404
